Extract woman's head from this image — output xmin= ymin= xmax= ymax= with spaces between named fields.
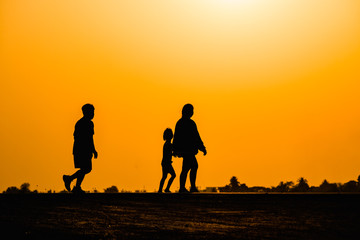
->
xmin=182 ymin=104 xmax=194 ymax=119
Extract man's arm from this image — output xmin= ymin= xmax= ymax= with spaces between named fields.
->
xmin=92 ymin=139 xmax=98 ymax=159
xmin=91 ymin=122 xmax=98 ymax=159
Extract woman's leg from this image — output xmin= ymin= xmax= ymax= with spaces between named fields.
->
xmin=189 ymin=156 xmax=198 ymax=190
xmin=180 ymin=156 xmax=191 ymax=191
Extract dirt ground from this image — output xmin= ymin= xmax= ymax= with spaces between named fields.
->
xmin=0 ymin=193 xmax=359 ymax=240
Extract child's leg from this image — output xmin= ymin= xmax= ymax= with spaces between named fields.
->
xmin=158 ymin=169 xmax=168 ymax=192
xmin=165 ymin=166 xmax=176 ymax=191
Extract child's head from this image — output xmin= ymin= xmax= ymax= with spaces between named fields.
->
xmin=82 ymin=104 xmax=95 ymax=119
xmin=163 ymin=128 xmax=173 ymax=141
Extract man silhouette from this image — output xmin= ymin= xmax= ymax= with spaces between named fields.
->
xmin=173 ymin=104 xmax=207 ymax=193
xmin=63 ymin=104 xmax=98 ymax=193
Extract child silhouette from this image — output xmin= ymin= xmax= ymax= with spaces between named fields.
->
xmin=63 ymin=104 xmax=98 ymax=194
xmin=158 ymin=128 xmax=176 ymax=193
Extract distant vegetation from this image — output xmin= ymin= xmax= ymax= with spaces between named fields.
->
xmin=3 ymin=176 xmax=360 ymax=193
xmin=218 ymin=176 xmax=360 ymax=193
xmin=1 ymin=183 xmax=140 ymax=194
xmin=2 ymin=183 xmax=38 ymax=194
xmin=104 ymin=185 xmax=119 ymax=193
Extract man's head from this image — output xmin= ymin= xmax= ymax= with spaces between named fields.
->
xmin=182 ymin=104 xmax=194 ymax=119
xmin=82 ymin=104 xmax=95 ymax=120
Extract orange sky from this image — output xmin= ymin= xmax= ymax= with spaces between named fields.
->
xmin=1 ymin=0 xmax=360 ymax=192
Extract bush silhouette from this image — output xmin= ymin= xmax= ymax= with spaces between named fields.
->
xmin=20 ymin=183 xmax=31 ymax=193
xmin=3 ymin=183 xmax=34 ymax=194
xmin=104 ymin=186 xmax=119 ymax=193
xmin=3 ymin=186 xmax=20 ymax=194
xmin=274 ymin=181 xmax=294 ymax=192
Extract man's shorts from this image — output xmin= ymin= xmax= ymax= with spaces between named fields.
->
xmin=74 ymin=153 xmax=92 ymax=170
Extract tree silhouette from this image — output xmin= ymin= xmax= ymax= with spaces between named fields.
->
xmin=319 ymin=179 xmax=328 ymax=192
xmin=218 ymin=176 xmax=248 ymax=192
xmin=341 ymin=180 xmax=358 ymax=192
xmin=292 ymin=177 xmax=309 ymax=192
xmin=319 ymin=179 xmax=338 ymax=192
xmin=230 ymin=176 xmax=241 ymax=192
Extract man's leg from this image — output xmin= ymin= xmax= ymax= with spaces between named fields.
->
xmin=189 ymin=155 xmax=198 ymax=191
xmin=63 ymin=169 xmax=85 ymax=192
xmin=75 ymin=167 xmax=91 ymax=188
xmin=69 ymin=169 xmax=82 ymax=181
xmin=63 ymin=175 xmax=72 ymax=191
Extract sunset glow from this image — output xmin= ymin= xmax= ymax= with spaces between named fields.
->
xmin=1 ymin=0 xmax=360 ymax=192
